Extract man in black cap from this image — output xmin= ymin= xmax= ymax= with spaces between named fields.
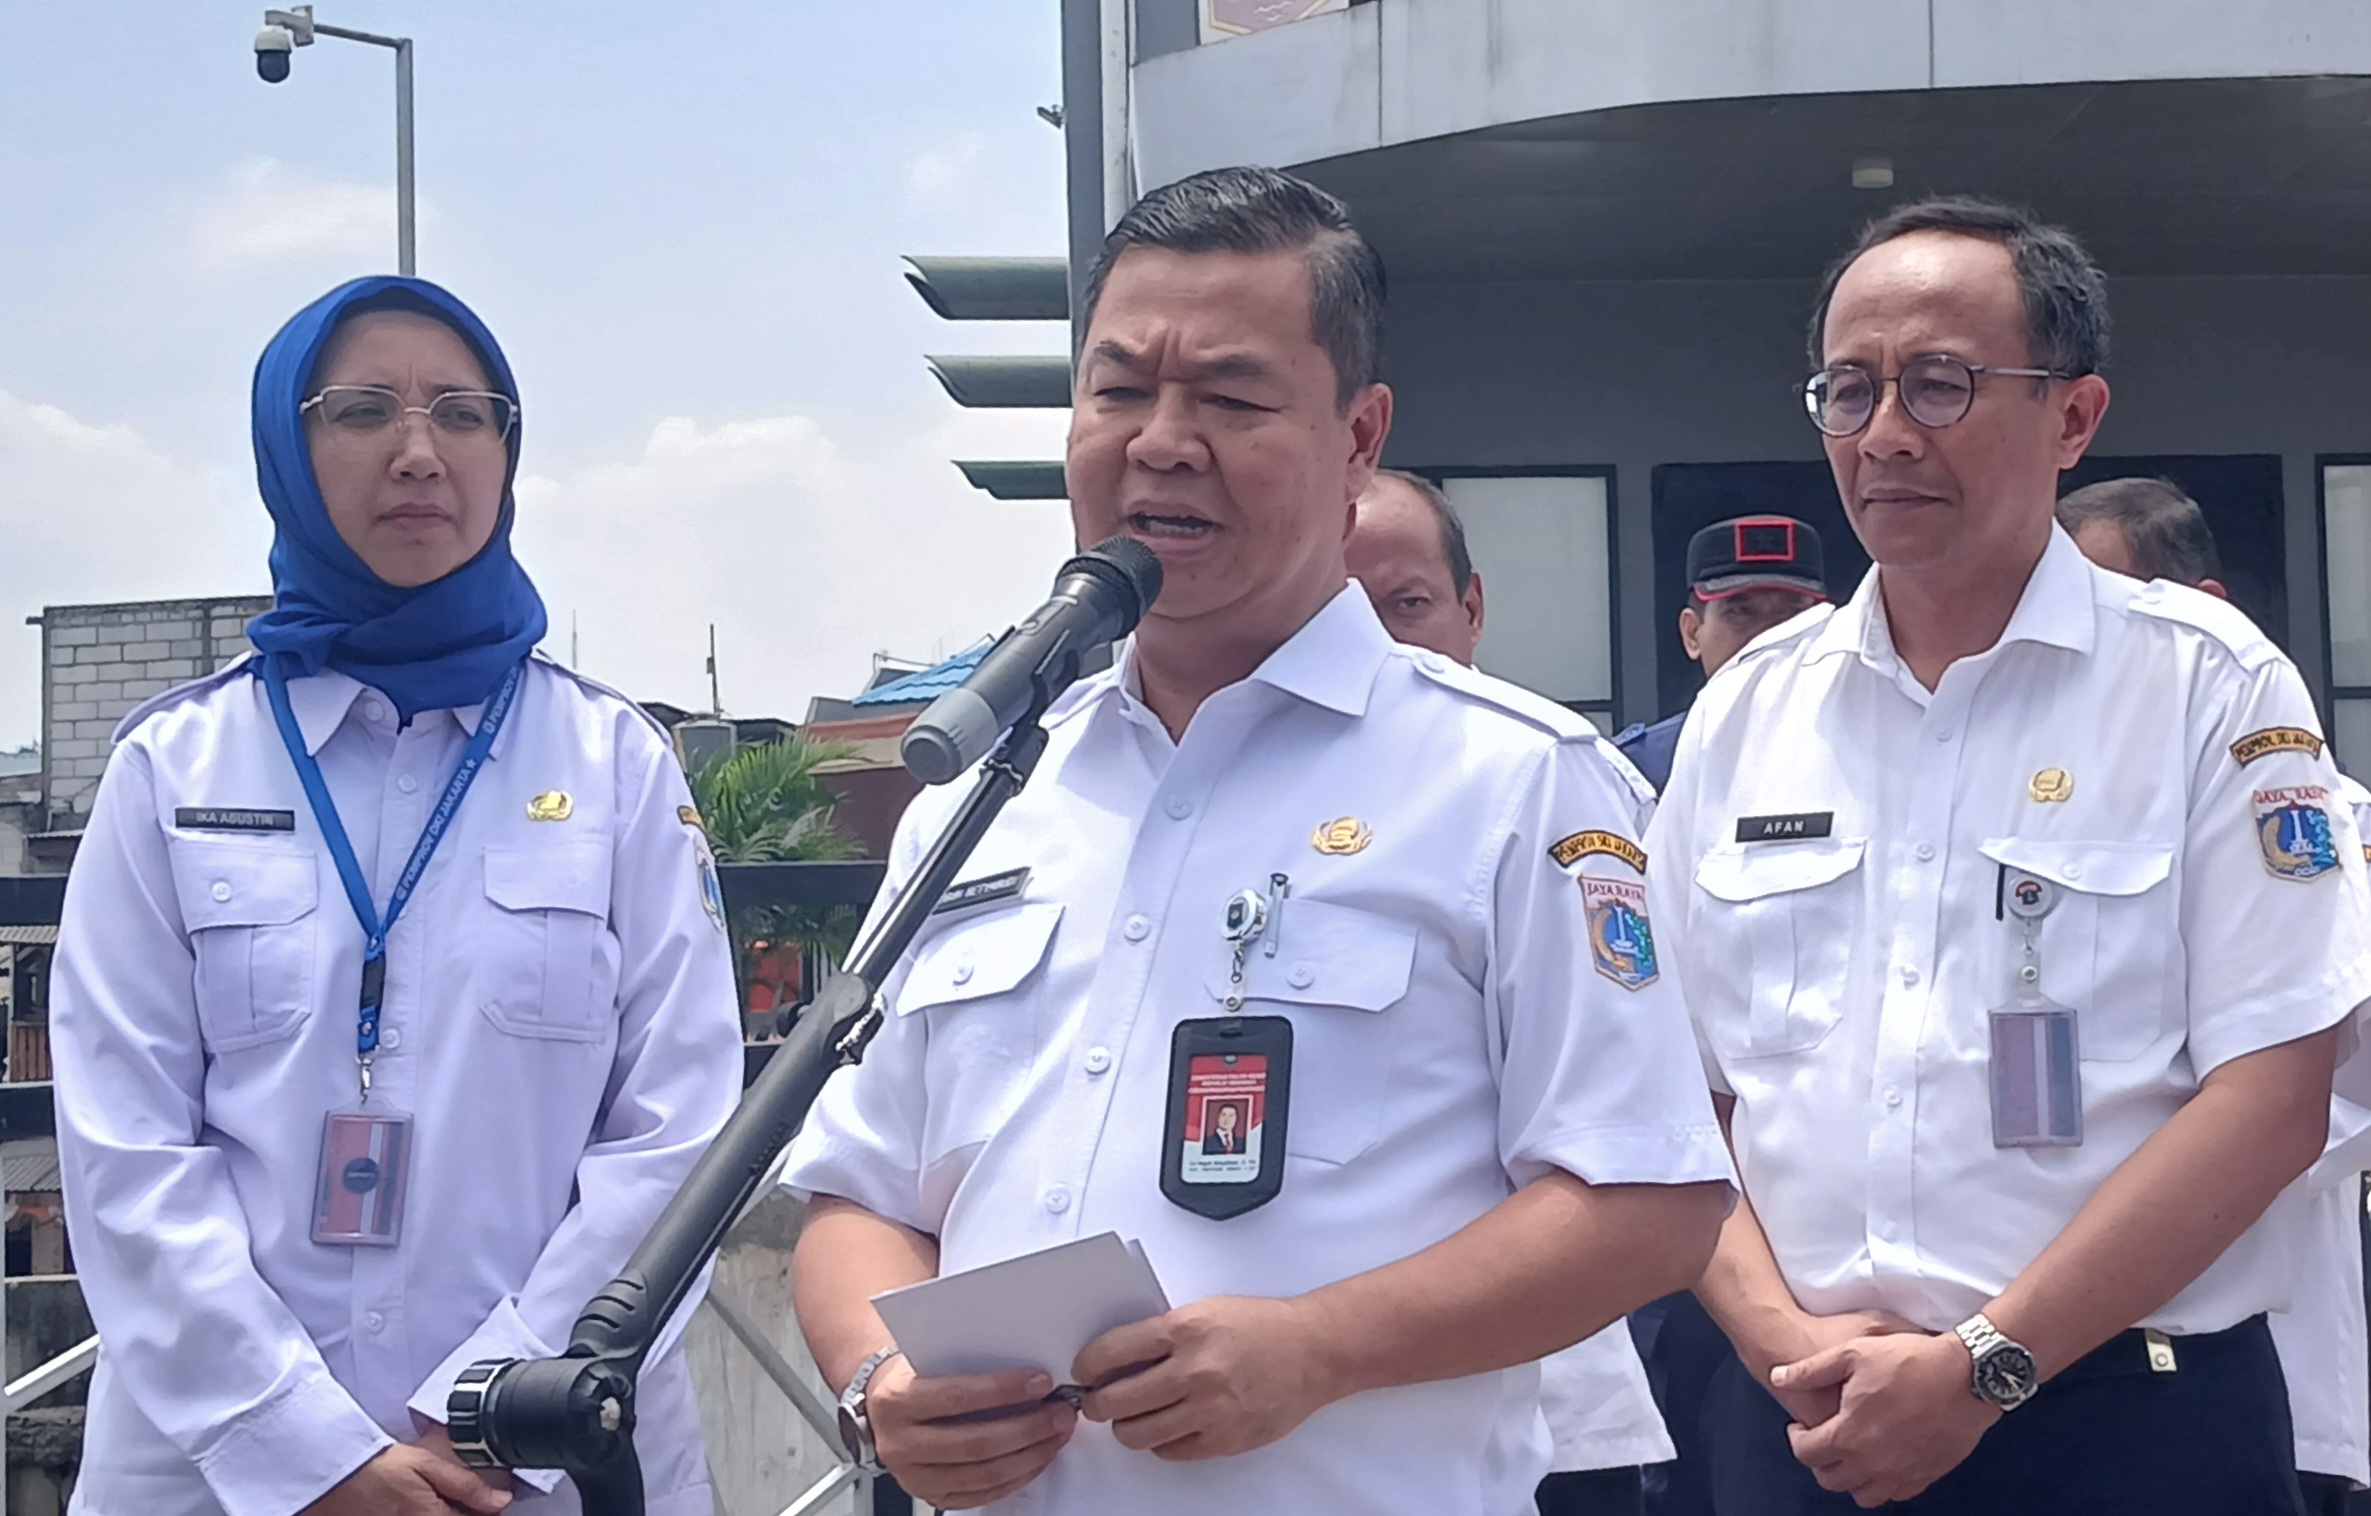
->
xmin=1613 ymin=516 xmax=1828 ymax=790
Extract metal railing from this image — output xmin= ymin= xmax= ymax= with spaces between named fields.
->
xmin=0 ymin=860 xmax=897 ymax=1514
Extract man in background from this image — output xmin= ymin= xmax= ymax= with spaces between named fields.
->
xmin=1348 ymin=468 xmax=1679 ymax=1516
xmin=1613 ymin=517 xmax=1827 ymax=791
xmin=2061 ymin=474 xmax=2371 ymax=1515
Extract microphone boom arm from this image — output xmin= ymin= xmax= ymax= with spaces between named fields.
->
xmin=448 ymin=719 xmax=1054 ymax=1516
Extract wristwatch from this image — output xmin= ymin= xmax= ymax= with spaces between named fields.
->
xmin=1952 ymin=1312 xmax=2039 ymax=1411
xmin=836 ymin=1348 xmax=902 ymax=1469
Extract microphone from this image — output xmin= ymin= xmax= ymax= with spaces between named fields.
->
xmin=901 ymin=537 xmax=1162 ymax=784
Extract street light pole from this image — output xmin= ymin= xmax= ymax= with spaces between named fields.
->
xmin=258 ymin=7 xmax=417 ymax=275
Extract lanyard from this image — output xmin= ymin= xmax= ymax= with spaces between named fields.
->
xmin=262 ymin=660 xmax=524 ymax=1100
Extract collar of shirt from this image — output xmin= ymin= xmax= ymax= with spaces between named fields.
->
xmin=1806 ymin=523 xmax=2098 ymax=695
xmin=279 ymin=665 xmax=518 ymax=762
xmin=1070 ymin=582 xmax=1395 ymax=739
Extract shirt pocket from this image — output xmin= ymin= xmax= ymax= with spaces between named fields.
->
xmin=168 ymin=838 xmax=320 ymax=1052
xmin=479 ymin=841 xmax=619 ymax=1042
xmin=898 ymin=902 xmax=1064 ymax=1159
xmin=1203 ymin=898 xmax=1418 ymax=1167
xmin=1975 ymin=838 xmax=2177 ymax=1063
xmin=1692 ymin=839 xmax=1866 ymax=1060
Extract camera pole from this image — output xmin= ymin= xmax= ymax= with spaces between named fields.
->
xmin=449 ymin=720 xmax=1053 ymax=1516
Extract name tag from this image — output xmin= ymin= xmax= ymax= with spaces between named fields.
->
xmin=175 ymin=807 xmax=297 ymax=834
xmin=1735 ymin=811 xmax=1833 ymax=843
xmin=931 ymin=866 xmax=1030 ymax=916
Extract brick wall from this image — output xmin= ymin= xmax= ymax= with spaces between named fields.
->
xmin=38 ymin=597 xmax=274 ymax=829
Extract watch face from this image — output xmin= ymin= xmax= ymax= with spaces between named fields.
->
xmin=836 ymin=1402 xmax=867 ymax=1462
xmin=1976 ymin=1344 xmax=2038 ymax=1404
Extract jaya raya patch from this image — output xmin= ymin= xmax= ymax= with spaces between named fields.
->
xmin=2254 ymin=785 xmax=2340 ymax=881
xmin=1580 ymin=875 xmax=1658 ymax=990
xmin=1550 ymin=829 xmax=1647 ymax=873
xmin=2231 ymin=727 xmax=2325 ymax=766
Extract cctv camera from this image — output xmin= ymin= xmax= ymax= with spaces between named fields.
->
xmin=255 ymin=25 xmax=294 ymax=83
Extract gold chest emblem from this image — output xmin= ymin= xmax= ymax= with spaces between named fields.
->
xmin=1310 ymin=817 xmax=1373 ymax=856
xmin=2027 ymin=768 xmax=2073 ymax=804
xmin=526 ymin=790 xmax=574 ymax=823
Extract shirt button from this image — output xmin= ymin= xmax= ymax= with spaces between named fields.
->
xmin=1084 ymin=1047 xmax=1112 ymax=1076
xmin=1880 ymin=1221 xmax=1901 ymax=1242
xmin=1914 ymin=843 xmax=1936 ymax=862
xmin=1884 ymin=1087 xmax=1903 ymax=1109
xmin=1287 ymin=963 xmax=1315 ymax=989
xmin=364 ymin=701 xmax=387 ymax=723
xmin=2061 ymin=863 xmax=2083 ymax=881
xmin=1164 ymin=795 xmax=1194 ymax=820
xmin=1934 ymin=728 xmax=1955 ymax=743
xmin=361 ymin=1311 xmax=386 ymax=1333
xmin=1123 ymin=914 xmax=1151 ymax=942
xmin=951 ymin=962 xmax=975 ymax=986
xmin=396 ymin=773 xmax=418 ymax=795
xmin=380 ymin=1027 xmax=403 ymax=1051
xmin=210 ymin=881 xmax=232 ymax=902
xmin=1899 ymin=965 xmax=1920 ymax=985
xmin=1044 ymin=1186 xmax=1072 ymax=1214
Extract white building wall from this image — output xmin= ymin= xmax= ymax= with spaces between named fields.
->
xmin=1133 ymin=0 xmax=2371 ymax=186
xmin=38 ymin=598 xmax=271 ymax=829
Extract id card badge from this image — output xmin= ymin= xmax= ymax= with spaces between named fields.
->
xmin=1161 ymin=1015 xmax=1292 ymax=1220
xmin=1989 ymin=870 xmax=2083 ymax=1148
xmin=312 ymin=1109 xmax=413 ymax=1246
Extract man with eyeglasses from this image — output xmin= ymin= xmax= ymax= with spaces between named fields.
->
xmin=1646 ymin=196 xmax=2371 ymax=1514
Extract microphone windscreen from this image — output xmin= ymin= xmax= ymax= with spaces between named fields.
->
xmin=1074 ymin=536 xmax=1163 ymax=622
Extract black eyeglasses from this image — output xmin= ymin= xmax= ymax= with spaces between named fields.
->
xmin=1802 ymin=355 xmax=2067 ymax=438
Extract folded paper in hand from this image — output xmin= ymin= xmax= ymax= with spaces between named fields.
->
xmin=871 ymin=1232 xmax=1170 ymax=1398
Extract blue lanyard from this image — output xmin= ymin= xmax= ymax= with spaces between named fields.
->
xmin=262 ymin=659 xmax=523 ymax=1097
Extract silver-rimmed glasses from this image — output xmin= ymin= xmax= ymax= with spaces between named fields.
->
xmin=301 ymin=385 xmax=519 ymax=444
xmin=1803 ymin=356 xmax=2066 ymax=438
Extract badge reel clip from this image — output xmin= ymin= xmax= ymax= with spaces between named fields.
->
xmin=1990 ymin=869 xmax=2083 ymax=1148
xmin=1162 ymin=877 xmax=1295 ymax=1220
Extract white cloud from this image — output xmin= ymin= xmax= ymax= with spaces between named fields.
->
xmin=906 ymin=133 xmax=989 ymax=207
xmin=0 ymin=391 xmax=270 ymax=744
xmin=514 ymin=403 xmax=1076 ymax=721
xmin=189 ymin=158 xmax=427 ymax=271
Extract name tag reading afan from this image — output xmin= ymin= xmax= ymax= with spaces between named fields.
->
xmin=175 ymin=807 xmax=297 ymax=834
xmin=1735 ymin=811 xmax=1834 ymax=843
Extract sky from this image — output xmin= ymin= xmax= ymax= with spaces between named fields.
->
xmin=0 ymin=1 xmax=1079 ymax=747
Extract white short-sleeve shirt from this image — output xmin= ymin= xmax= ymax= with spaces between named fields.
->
xmin=1646 ymin=526 xmax=2371 ymax=1336
xmin=53 ymin=656 xmax=743 ymax=1516
xmin=785 ymin=586 xmax=1730 ymax=1516
xmin=2271 ymin=774 xmax=2371 ymax=1484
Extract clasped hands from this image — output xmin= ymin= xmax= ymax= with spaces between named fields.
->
xmin=1760 ymin=1310 xmax=2002 ymax=1509
xmin=862 ymin=1294 xmax=1338 ymax=1510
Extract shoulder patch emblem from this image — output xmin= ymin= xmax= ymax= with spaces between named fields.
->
xmin=1581 ymin=876 xmax=1658 ymax=990
xmin=2254 ymin=786 xmax=2340 ymax=881
xmin=697 ymin=848 xmax=729 ymax=933
xmin=2230 ymin=727 xmax=2324 ymax=766
xmin=678 ymin=804 xmax=707 ymax=834
xmin=1550 ymin=829 xmax=1647 ymax=873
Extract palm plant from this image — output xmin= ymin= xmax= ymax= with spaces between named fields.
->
xmin=687 ymin=736 xmax=868 ymax=1004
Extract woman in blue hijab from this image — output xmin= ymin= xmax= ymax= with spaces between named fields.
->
xmin=52 ymin=278 xmax=743 ymax=1516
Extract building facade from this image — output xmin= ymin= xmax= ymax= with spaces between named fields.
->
xmin=1052 ymin=0 xmax=2371 ymax=756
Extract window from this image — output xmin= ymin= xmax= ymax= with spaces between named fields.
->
xmin=2321 ymin=461 xmax=2371 ymax=775
xmin=1436 ymin=470 xmax=1618 ymax=728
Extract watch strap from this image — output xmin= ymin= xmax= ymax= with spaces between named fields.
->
xmin=837 ymin=1347 xmax=902 ymax=1467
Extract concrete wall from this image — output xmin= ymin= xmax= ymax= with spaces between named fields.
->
xmin=1376 ymin=272 xmax=2371 ymax=721
xmin=1132 ymin=0 xmax=2371 ymax=184
xmin=37 ymin=597 xmax=270 ymax=829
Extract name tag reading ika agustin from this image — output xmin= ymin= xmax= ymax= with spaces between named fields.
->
xmin=175 ymin=807 xmax=297 ymax=834
xmin=1735 ymin=811 xmax=1834 ymax=844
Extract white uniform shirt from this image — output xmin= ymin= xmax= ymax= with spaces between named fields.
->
xmin=1647 ymin=525 xmax=2371 ymax=1336
xmin=53 ymin=655 xmax=744 ymax=1516
xmin=784 ymin=586 xmax=1730 ymax=1516
xmin=2271 ymin=773 xmax=2371 ymax=1483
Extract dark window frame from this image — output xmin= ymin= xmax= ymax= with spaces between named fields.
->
xmin=2316 ymin=454 xmax=2371 ymax=746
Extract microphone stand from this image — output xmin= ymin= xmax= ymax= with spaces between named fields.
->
xmin=448 ymin=718 xmax=1053 ymax=1516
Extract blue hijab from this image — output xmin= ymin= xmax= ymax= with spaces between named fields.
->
xmin=245 ymin=276 xmax=547 ymax=720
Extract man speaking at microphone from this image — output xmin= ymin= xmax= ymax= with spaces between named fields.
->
xmin=781 ymin=165 xmax=1731 ymax=1515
